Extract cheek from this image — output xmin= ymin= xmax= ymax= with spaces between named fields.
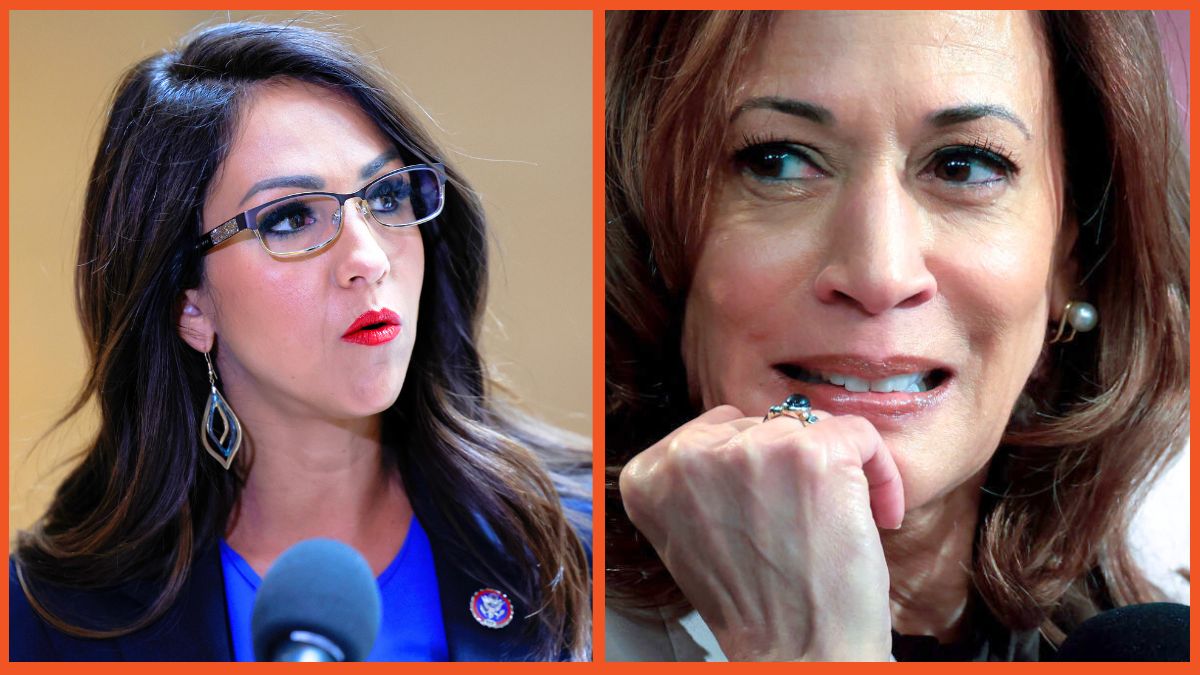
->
xmin=683 ymin=226 xmax=813 ymax=409
xmin=205 ymin=254 xmax=326 ymax=365
xmin=689 ymin=237 xmax=788 ymax=333
xmin=943 ymin=211 xmax=1055 ymax=368
xmin=398 ymin=236 xmax=425 ymax=309
xmin=899 ymin=222 xmax=1055 ymax=505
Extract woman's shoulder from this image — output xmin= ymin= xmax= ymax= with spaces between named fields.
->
xmin=560 ymin=494 xmax=593 ymax=557
xmin=9 ymin=555 xmax=141 ymax=661
xmin=8 ymin=548 xmax=231 ymax=662
xmin=605 ymin=604 xmax=726 ymax=662
xmin=1127 ymin=444 xmax=1190 ymax=603
xmin=10 ymin=557 xmax=66 ymax=661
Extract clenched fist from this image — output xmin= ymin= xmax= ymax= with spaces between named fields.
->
xmin=619 ymin=405 xmax=904 ymax=661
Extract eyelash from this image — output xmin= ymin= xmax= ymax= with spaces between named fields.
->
xmin=927 ymin=136 xmax=1020 ymax=184
xmin=732 ymin=133 xmax=826 ymax=181
xmin=730 ymin=133 xmax=1022 ymax=184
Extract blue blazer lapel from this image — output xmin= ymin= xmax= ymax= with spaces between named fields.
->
xmin=10 ymin=546 xmax=232 ymax=661
xmin=429 ymin=538 xmax=536 ymax=662
xmin=408 ymin=471 xmax=540 ymax=662
xmin=114 ymin=545 xmax=232 ymax=660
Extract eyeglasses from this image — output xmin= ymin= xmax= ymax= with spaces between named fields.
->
xmin=196 ymin=163 xmax=446 ymax=257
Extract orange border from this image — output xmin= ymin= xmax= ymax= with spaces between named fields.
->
xmin=1185 ymin=6 xmax=1195 ymax=668
xmin=2 ymin=1 xmax=10 ymax=669
xmin=594 ymin=6 xmax=608 ymax=665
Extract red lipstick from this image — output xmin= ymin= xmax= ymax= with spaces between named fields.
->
xmin=342 ymin=308 xmax=401 ymax=346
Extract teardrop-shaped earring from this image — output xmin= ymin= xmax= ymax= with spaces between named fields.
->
xmin=1048 ymin=300 xmax=1099 ymax=344
xmin=202 ymin=351 xmax=242 ymax=470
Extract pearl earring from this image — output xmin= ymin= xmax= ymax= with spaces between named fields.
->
xmin=1048 ymin=300 xmax=1098 ymax=344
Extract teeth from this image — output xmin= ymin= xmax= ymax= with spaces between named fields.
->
xmin=870 ymin=373 xmax=922 ymax=393
xmin=816 ymin=370 xmax=930 ymax=393
xmin=842 ymin=376 xmax=871 ymax=393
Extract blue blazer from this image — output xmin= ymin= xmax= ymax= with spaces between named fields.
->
xmin=9 ymin=497 xmax=590 ymax=661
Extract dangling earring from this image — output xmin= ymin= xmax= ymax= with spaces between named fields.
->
xmin=1048 ymin=300 xmax=1098 ymax=344
xmin=202 ymin=351 xmax=242 ymax=470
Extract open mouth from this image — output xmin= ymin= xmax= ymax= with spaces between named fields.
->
xmin=775 ymin=364 xmax=951 ymax=394
xmin=342 ymin=308 xmax=402 ymax=345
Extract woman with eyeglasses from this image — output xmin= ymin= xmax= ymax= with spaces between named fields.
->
xmin=11 ymin=21 xmax=590 ymax=661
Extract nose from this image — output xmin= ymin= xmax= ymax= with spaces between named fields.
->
xmin=812 ymin=170 xmax=937 ymax=315
xmin=333 ymin=197 xmax=390 ymax=288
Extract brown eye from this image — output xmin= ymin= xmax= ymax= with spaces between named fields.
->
xmin=734 ymin=142 xmax=825 ymax=182
xmin=928 ymin=147 xmax=1013 ymax=185
xmin=260 ymin=201 xmax=317 ymax=235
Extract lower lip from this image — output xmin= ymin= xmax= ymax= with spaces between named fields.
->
xmin=775 ymin=373 xmax=952 ymax=430
xmin=342 ymin=324 xmax=401 ymax=346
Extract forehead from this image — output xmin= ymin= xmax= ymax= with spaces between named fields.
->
xmin=222 ymin=79 xmax=393 ymax=182
xmin=738 ymin=11 xmax=1052 ymax=131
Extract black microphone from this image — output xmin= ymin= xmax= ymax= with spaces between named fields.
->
xmin=1055 ymin=602 xmax=1190 ymax=661
xmin=251 ymin=538 xmax=382 ymax=662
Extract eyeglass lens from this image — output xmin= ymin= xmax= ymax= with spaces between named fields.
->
xmin=255 ymin=167 xmax=442 ymax=254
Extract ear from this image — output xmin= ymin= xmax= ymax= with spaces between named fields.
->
xmin=178 ymin=288 xmax=216 ymax=353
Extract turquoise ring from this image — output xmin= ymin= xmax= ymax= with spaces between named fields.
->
xmin=764 ymin=393 xmax=819 ymax=425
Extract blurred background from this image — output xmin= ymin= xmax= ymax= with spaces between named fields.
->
xmin=9 ymin=11 xmax=592 ymax=535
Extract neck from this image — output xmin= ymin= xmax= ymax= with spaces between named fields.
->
xmin=881 ymin=467 xmax=987 ymax=644
xmin=223 ymin=403 xmax=412 ymax=577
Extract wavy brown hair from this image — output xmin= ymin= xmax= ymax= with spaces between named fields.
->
xmin=605 ymin=10 xmax=1188 ymax=643
xmin=15 ymin=21 xmax=590 ymax=660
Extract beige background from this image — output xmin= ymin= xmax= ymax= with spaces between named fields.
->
xmin=9 ymin=11 xmax=592 ymax=536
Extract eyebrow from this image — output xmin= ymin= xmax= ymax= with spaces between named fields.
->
xmin=237 ymin=150 xmax=404 ymax=207
xmin=732 ymin=97 xmax=835 ymax=125
xmin=239 ymin=175 xmax=323 ymax=207
xmin=732 ymin=97 xmax=1034 ymax=142
xmin=359 ymin=149 xmax=401 ymax=180
xmin=928 ymin=104 xmax=1032 ymax=140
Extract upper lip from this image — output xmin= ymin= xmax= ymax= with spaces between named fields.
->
xmin=776 ymin=354 xmax=953 ymax=379
xmin=343 ymin=308 xmax=401 ymax=337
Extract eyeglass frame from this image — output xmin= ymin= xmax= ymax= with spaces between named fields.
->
xmin=194 ymin=162 xmax=446 ymax=257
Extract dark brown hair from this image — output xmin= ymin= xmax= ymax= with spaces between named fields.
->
xmin=16 ymin=21 xmax=590 ymax=660
xmin=606 ymin=10 xmax=1188 ymax=642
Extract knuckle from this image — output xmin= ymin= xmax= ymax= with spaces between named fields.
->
xmin=760 ymin=429 xmax=826 ymax=475
xmin=664 ymin=427 xmax=708 ymax=464
xmin=617 ymin=459 xmax=651 ymax=514
xmin=825 ymin=438 xmax=862 ymax=473
xmin=661 ymin=428 xmax=719 ymax=478
xmin=705 ymin=404 xmax=744 ymax=421
xmin=762 ymin=425 xmax=865 ymax=479
xmin=718 ymin=431 xmax=755 ymax=470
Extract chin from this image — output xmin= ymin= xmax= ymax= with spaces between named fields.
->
xmin=891 ymin=449 xmax=994 ymax=518
xmin=337 ymin=379 xmax=406 ymax=420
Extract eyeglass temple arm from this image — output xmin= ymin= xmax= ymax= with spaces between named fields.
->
xmin=195 ymin=214 xmax=250 ymax=253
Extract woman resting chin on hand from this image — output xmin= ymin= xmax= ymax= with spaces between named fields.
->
xmin=620 ymin=405 xmax=903 ymax=661
xmin=606 ymin=9 xmax=1189 ymax=663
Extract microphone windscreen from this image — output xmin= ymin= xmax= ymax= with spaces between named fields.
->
xmin=251 ymin=538 xmax=382 ymax=661
xmin=1055 ymin=602 xmax=1189 ymax=661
